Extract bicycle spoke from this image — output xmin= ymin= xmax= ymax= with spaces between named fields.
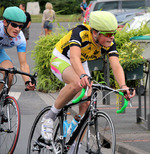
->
xmin=27 ymin=106 xmax=64 ymax=154
xmin=74 ymin=111 xmax=116 ymax=154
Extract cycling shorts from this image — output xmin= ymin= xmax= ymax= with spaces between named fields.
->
xmin=0 ymin=49 xmax=12 ymax=63
xmin=50 ymin=48 xmax=90 ymax=82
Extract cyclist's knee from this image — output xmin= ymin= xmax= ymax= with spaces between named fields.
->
xmin=68 ymin=81 xmax=82 ymax=93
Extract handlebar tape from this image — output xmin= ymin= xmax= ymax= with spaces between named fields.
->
xmin=72 ymin=88 xmax=128 ymax=113
xmin=116 ymin=92 xmax=128 ymax=114
xmin=72 ymin=88 xmax=86 ymax=104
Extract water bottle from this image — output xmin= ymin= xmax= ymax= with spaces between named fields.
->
xmin=63 ymin=120 xmax=70 ymax=137
xmin=67 ymin=115 xmax=81 ymax=136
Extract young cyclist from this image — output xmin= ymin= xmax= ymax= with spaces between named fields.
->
xmin=0 ymin=6 xmax=35 ymax=91
xmin=41 ymin=11 xmax=135 ymax=141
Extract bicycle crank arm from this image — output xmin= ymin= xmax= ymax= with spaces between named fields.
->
xmin=0 ymin=128 xmax=13 ymax=133
xmin=33 ymin=139 xmax=52 ymax=150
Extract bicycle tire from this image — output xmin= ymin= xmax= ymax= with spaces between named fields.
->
xmin=74 ymin=111 xmax=116 ymax=154
xmin=27 ymin=106 xmax=64 ymax=154
xmin=0 ymin=96 xmax=21 ymax=154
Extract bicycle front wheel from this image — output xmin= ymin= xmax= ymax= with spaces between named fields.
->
xmin=27 ymin=106 xmax=51 ymax=154
xmin=27 ymin=106 xmax=64 ymax=154
xmin=0 ymin=96 xmax=20 ymax=154
xmin=74 ymin=111 xmax=116 ymax=154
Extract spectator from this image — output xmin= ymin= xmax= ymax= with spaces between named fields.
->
xmin=19 ymin=3 xmax=31 ymax=46
xmin=42 ymin=2 xmax=55 ymax=35
xmin=80 ymin=0 xmax=87 ymax=20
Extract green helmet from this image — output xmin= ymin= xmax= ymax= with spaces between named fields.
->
xmin=89 ymin=11 xmax=118 ymax=31
xmin=3 ymin=6 xmax=26 ymax=23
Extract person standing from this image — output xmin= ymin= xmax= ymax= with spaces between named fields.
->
xmin=42 ymin=2 xmax=55 ymax=35
xmin=80 ymin=0 xmax=87 ymax=20
xmin=19 ymin=3 xmax=31 ymax=46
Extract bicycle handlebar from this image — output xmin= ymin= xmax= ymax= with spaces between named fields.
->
xmin=0 ymin=67 xmax=37 ymax=85
xmin=72 ymin=84 xmax=131 ymax=114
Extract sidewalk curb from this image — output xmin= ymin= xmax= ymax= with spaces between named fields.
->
xmin=116 ymin=141 xmax=149 ymax=154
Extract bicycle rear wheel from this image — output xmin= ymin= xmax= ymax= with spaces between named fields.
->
xmin=27 ymin=106 xmax=64 ymax=154
xmin=0 ymin=96 xmax=20 ymax=154
xmin=74 ymin=111 xmax=116 ymax=154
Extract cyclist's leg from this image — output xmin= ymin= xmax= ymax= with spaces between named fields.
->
xmin=49 ymin=49 xmax=82 ymax=109
xmin=0 ymin=49 xmax=13 ymax=91
xmin=41 ymin=49 xmax=82 ymax=140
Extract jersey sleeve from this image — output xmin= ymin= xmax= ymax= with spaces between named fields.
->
xmin=16 ymin=42 xmax=26 ymax=52
xmin=69 ymin=25 xmax=86 ymax=48
xmin=16 ymin=31 xmax=26 ymax=52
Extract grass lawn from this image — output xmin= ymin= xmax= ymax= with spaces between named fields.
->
xmin=31 ymin=14 xmax=82 ymax=23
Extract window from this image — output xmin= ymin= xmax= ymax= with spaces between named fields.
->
xmin=93 ymin=2 xmax=118 ymax=11
xmin=122 ymin=1 xmax=145 ymax=9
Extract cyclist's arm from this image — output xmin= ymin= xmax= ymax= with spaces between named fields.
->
xmin=109 ymin=56 xmax=135 ymax=99
xmin=70 ymin=46 xmax=91 ymax=88
xmin=18 ymin=52 xmax=30 ymax=82
xmin=18 ymin=52 xmax=35 ymax=90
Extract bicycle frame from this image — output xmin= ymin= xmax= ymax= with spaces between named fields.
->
xmin=0 ymin=70 xmax=10 ymax=128
xmin=27 ymin=81 xmax=130 ymax=154
xmin=57 ymin=83 xmax=129 ymax=152
xmin=57 ymin=86 xmax=98 ymax=152
xmin=0 ymin=67 xmax=37 ymax=154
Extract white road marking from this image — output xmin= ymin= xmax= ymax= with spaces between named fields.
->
xmin=8 ymin=92 xmax=21 ymax=100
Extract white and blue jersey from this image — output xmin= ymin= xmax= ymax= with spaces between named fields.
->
xmin=0 ymin=20 xmax=26 ymax=63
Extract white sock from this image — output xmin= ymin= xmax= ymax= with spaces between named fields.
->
xmin=45 ymin=105 xmax=61 ymax=121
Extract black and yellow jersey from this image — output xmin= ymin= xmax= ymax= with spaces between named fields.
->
xmin=56 ymin=24 xmax=118 ymax=62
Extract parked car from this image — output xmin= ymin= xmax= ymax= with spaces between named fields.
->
xmin=83 ymin=0 xmax=148 ymax=24
xmin=115 ymin=11 xmax=146 ymax=24
xmin=119 ymin=13 xmax=150 ymax=32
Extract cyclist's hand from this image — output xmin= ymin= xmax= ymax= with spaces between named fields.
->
xmin=121 ymin=85 xmax=135 ymax=100
xmin=79 ymin=74 xmax=92 ymax=89
xmin=25 ymin=81 xmax=35 ymax=91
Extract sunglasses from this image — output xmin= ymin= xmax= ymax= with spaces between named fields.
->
xmin=99 ymin=30 xmax=117 ymax=37
xmin=8 ymin=21 xmax=24 ymax=29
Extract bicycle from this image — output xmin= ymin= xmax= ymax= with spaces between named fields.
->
xmin=27 ymin=78 xmax=131 ymax=154
xmin=0 ymin=67 xmax=37 ymax=154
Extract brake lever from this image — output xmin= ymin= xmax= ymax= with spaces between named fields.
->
xmin=123 ymin=88 xmax=134 ymax=108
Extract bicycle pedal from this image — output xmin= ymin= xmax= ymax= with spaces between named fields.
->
xmin=1 ymin=115 xmax=8 ymax=124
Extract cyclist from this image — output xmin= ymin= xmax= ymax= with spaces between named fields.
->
xmin=41 ymin=11 xmax=135 ymax=141
xmin=0 ymin=6 xmax=35 ymax=91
